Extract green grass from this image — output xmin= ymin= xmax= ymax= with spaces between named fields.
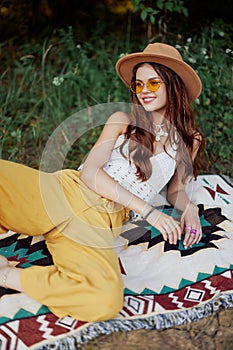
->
xmin=0 ymin=28 xmax=129 ymax=168
xmin=0 ymin=26 xmax=232 ymax=176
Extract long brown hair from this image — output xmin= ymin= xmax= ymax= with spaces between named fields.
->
xmin=120 ymin=62 xmax=205 ymax=182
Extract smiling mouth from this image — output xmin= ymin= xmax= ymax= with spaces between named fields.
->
xmin=142 ymin=97 xmax=155 ymax=104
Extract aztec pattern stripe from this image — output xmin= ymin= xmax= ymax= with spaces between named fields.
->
xmin=0 ymin=174 xmax=232 ymax=349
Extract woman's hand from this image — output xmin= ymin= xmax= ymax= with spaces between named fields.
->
xmin=146 ymin=208 xmax=182 ymax=245
xmin=180 ymin=203 xmax=202 ymax=248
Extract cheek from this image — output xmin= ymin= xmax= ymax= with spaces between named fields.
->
xmin=159 ymin=88 xmax=167 ymax=104
xmin=161 ymin=94 xmax=167 ymax=106
xmin=135 ymin=95 xmax=143 ymax=104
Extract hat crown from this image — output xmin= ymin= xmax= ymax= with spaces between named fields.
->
xmin=116 ymin=42 xmax=202 ymax=102
xmin=143 ymin=43 xmax=183 ymax=62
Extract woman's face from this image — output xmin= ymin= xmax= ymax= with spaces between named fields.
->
xmin=135 ymin=63 xmax=167 ymax=115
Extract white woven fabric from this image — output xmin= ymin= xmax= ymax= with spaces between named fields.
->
xmin=103 ymin=135 xmax=177 ymax=206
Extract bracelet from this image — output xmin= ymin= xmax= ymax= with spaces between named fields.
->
xmin=0 ymin=268 xmax=10 ymax=289
xmin=143 ymin=207 xmax=155 ymax=220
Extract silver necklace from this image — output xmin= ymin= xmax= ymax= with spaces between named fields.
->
xmin=154 ymin=123 xmax=168 ymax=141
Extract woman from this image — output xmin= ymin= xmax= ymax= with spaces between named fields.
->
xmin=0 ymin=43 xmax=204 ymax=322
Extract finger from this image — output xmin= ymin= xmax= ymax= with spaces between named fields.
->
xmin=168 ymin=219 xmax=181 ymax=235
xmin=159 ymin=228 xmax=168 ymax=241
xmin=180 ymin=219 xmax=185 ymax=233
xmin=167 ymin=225 xmax=181 ymax=245
xmin=174 ymin=225 xmax=182 ymax=244
xmin=197 ymin=228 xmax=202 ymax=243
xmin=156 ymin=217 xmax=181 ymax=243
xmin=167 ymin=230 xmax=176 ymax=244
xmin=171 ymin=222 xmax=182 ymax=241
xmin=192 ymin=228 xmax=202 ymax=243
xmin=184 ymin=227 xmax=200 ymax=247
xmin=184 ymin=227 xmax=195 ymax=248
xmin=173 ymin=228 xmax=181 ymax=244
xmin=177 ymin=224 xmax=182 ymax=240
xmin=160 ymin=226 xmax=175 ymax=243
xmin=190 ymin=230 xmax=198 ymax=245
xmin=166 ymin=231 xmax=172 ymax=244
xmin=183 ymin=227 xmax=191 ymax=247
xmin=184 ymin=233 xmax=194 ymax=248
xmin=184 ymin=225 xmax=197 ymax=243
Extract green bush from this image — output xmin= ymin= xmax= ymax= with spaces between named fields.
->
xmin=174 ymin=26 xmax=233 ymax=176
xmin=0 ymin=25 xmax=232 ymax=176
xmin=0 ymin=28 xmax=130 ymax=168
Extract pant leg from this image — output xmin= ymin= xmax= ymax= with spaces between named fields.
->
xmin=0 ymin=160 xmax=58 ymax=235
xmin=18 ymin=175 xmax=126 ymax=321
xmin=0 ymin=160 xmax=126 ymax=244
xmin=20 ymin=229 xmax=124 ymax=322
xmin=1 ymin=160 xmax=125 ymax=321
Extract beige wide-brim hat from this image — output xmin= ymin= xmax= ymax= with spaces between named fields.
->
xmin=116 ymin=43 xmax=202 ymax=102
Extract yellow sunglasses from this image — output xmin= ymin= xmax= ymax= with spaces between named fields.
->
xmin=130 ymin=79 xmax=164 ymax=94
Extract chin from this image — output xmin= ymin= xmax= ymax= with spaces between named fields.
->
xmin=142 ymin=104 xmax=157 ymax=112
xmin=142 ymin=102 xmax=166 ymax=114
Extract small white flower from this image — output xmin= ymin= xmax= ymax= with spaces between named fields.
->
xmin=119 ymin=53 xmax=128 ymax=58
xmin=187 ymin=37 xmax=192 ymax=43
xmin=188 ymin=57 xmax=196 ymax=63
xmin=226 ymin=48 xmax=232 ymax=54
xmin=52 ymin=76 xmax=64 ymax=86
xmin=201 ymin=48 xmax=207 ymax=55
xmin=205 ymin=55 xmax=209 ymax=60
xmin=175 ymin=44 xmax=181 ymax=49
xmin=76 ymin=44 xmax=81 ymax=49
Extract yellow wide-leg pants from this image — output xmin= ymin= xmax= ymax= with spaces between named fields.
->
xmin=0 ymin=160 xmax=127 ymax=322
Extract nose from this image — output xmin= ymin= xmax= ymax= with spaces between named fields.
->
xmin=141 ymin=82 xmax=149 ymax=93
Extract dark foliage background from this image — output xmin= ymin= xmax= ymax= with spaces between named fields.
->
xmin=0 ymin=0 xmax=232 ymax=176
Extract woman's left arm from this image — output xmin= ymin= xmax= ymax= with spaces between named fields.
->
xmin=167 ymin=136 xmax=202 ymax=248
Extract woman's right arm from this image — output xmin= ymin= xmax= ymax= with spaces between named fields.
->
xmin=80 ymin=111 xmax=152 ymax=216
xmin=80 ymin=112 xmax=181 ymax=244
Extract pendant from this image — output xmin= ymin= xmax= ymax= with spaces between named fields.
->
xmin=154 ymin=124 xmax=168 ymax=141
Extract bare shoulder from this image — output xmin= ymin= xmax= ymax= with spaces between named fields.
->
xmin=106 ymin=111 xmax=130 ymax=125
xmin=94 ymin=111 xmax=130 ymax=145
xmin=105 ymin=111 xmax=130 ymax=133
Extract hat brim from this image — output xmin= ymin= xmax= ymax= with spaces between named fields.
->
xmin=116 ymin=53 xmax=202 ymax=102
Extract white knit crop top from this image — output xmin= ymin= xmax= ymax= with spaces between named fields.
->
xmin=103 ymin=134 xmax=177 ymax=206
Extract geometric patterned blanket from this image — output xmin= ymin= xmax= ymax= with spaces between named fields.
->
xmin=0 ymin=174 xmax=232 ymax=349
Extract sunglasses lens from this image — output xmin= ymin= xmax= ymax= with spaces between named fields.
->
xmin=147 ymin=80 xmax=160 ymax=92
xmin=130 ymin=80 xmax=162 ymax=94
xmin=130 ymin=82 xmax=143 ymax=94
xmin=135 ymin=82 xmax=143 ymax=94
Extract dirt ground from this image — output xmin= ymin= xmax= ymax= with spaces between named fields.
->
xmin=80 ymin=308 xmax=233 ymax=350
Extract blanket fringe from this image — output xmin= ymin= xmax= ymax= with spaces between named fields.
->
xmin=35 ymin=292 xmax=233 ymax=349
